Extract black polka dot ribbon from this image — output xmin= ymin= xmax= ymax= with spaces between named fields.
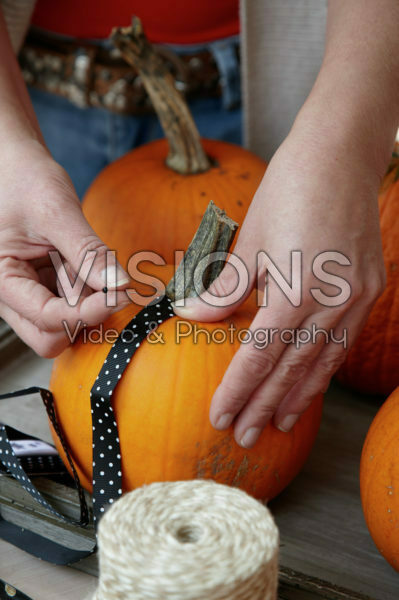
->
xmin=0 ymin=294 xmax=174 ymax=564
xmin=90 ymin=294 xmax=174 ymax=524
xmin=0 ymin=388 xmax=92 ymax=565
xmin=0 ymin=387 xmax=88 ymax=527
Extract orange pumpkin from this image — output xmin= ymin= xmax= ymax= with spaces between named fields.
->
xmin=82 ymin=21 xmax=266 ymax=267
xmin=360 ymin=386 xmax=399 ymax=571
xmin=379 ymin=143 xmax=399 ymax=194
xmin=83 ymin=139 xmax=266 ymax=267
xmin=336 ymin=145 xmax=399 ymax=396
xmin=50 ymin=265 xmax=323 ymax=502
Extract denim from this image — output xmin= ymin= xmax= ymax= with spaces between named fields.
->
xmin=29 ymin=35 xmax=242 ymax=199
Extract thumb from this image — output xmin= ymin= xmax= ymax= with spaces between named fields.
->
xmin=47 ymin=199 xmax=129 ymax=292
xmin=173 ymin=248 xmax=256 ymax=322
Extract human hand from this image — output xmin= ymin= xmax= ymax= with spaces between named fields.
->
xmin=173 ymin=124 xmax=386 ymax=448
xmin=0 ymin=139 xmax=130 ymax=357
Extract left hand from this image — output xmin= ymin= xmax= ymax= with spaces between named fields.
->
xmin=173 ymin=119 xmax=387 ymax=448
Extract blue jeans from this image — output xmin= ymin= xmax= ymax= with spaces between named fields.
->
xmin=29 ymin=36 xmax=242 ymax=199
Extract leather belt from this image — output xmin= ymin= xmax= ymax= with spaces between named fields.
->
xmin=19 ymin=29 xmax=229 ymax=115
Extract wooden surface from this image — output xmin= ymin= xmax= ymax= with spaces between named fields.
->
xmin=271 ymin=383 xmax=399 ymax=600
xmin=1 ymin=350 xmax=398 ymax=599
xmin=0 ymin=540 xmax=96 ymax=600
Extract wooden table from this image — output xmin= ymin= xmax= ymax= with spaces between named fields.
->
xmin=271 ymin=383 xmax=398 ymax=599
xmin=1 ymin=350 xmax=398 ymax=599
xmin=0 ymin=541 xmax=96 ymax=600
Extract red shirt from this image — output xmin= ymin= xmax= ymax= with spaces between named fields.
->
xmin=31 ymin=1 xmax=240 ymax=44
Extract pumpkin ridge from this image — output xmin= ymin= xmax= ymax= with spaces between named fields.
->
xmin=337 ymin=169 xmax=399 ymax=395
xmin=360 ymin=388 xmax=399 ymax=571
xmin=50 ymin=290 xmax=323 ymax=500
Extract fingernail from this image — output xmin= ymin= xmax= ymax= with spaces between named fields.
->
xmin=240 ymin=427 xmax=261 ymax=449
xmin=102 ymin=266 xmax=129 ymax=289
xmin=171 ymin=298 xmax=198 ymax=317
xmin=215 ymin=413 xmax=234 ymax=430
xmin=277 ymin=414 xmax=299 ymax=433
xmin=170 ymin=306 xmax=194 ymax=318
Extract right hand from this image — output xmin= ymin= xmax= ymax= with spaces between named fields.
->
xmin=0 ymin=139 xmax=130 ymax=357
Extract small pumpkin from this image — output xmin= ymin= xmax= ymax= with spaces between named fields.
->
xmin=336 ymin=144 xmax=399 ymax=396
xmin=50 ymin=263 xmax=323 ymax=502
xmin=360 ymin=386 xmax=399 ymax=571
xmin=82 ymin=19 xmax=266 ymax=267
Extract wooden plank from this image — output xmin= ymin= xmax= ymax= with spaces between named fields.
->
xmin=278 ymin=567 xmax=374 ymax=600
xmin=271 ymin=381 xmax=398 ymax=600
xmin=0 ymin=538 xmax=96 ymax=600
xmin=0 ymin=475 xmax=92 ymax=521
xmin=0 ymin=474 xmax=94 ymax=551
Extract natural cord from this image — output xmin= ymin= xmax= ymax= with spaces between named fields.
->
xmin=90 ymin=480 xmax=279 ymax=600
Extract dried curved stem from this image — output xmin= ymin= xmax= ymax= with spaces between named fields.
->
xmin=111 ymin=17 xmax=211 ymax=175
xmin=166 ymin=201 xmax=238 ymax=301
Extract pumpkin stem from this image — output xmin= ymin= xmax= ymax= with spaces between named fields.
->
xmin=111 ymin=18 xmax=211 ymax=175
xmin=166 ymin=201 xmax=238 ymax=301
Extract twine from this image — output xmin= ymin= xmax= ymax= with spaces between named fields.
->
xmin=90 ymin=480 xmax=279 ymax=600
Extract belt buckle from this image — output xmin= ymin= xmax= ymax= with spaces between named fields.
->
xmin=68 ymin=48 xmax=130 ymax=112
xmin=62 ymin=48 xmax=93 ymax=109
xmin=101 ymin=77 xmax=129 ymax=112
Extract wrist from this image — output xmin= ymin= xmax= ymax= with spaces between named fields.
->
xmin=290 ymin=87 xmax=396 ymax=184
xmin=0 ymin=137 xmax=55 ymax=203
xmin=0 ymin=112 xmax=43 ymax=170
xmin=1 ymin=103 xmax=43 ymax=148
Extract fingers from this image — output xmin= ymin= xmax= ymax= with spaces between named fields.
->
xmin=208 ymin=303 xmax=307 ymax=431
xmin=45 ymin=195 xmax=129 ymax=292
xmin=231 ymin=311 xmax=342 ymax=446
xmin=0 ymin=256 xmax=130 ymax=334
xmin=270 ymin=344 xmax=347 ymax=433
xmin=0 ymin=158 xmax=132 ymax=356
xmin=0 ymin=301 xmax=69 ymax=358
xmin=272 ymin=300 xmax=375 ymax=431
xmin=54 ymin=260 xmax=92 ymax=302
xmin=32 ymin=257 xmax=91 ymax=299
xmin=208 ymin=263 xmax=382 ymax=448
xmin=173 ymin=232 xmax=257 ymax=322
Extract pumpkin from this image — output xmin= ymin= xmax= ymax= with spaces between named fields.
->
xmin=336 ymin=144 xmax=399 ymax=396
xmin=50 ymin=264 xmax=323 ymax=502
xmin=83 ymin=139 xmax=266 ymax=267
xmin=82 ymin=20 xmax=266 ymax=267
xmin=360 ymin=386 xmax=399 ymax=571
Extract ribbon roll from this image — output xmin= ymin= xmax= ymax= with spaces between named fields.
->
xmin=91 ymin=480 xmax=279 ymax=600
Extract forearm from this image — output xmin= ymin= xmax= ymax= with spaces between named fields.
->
xmin=292 ymin=0 xmax=399 ymax=179
xmin=0 ymin=6 xmax=43 ymax=145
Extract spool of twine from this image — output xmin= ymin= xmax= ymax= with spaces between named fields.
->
xmin=90 ymin=480 xmax=279 ymax=600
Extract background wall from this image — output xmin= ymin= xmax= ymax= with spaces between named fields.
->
xmin=241 ymin=0 xmax=327 ymax=160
